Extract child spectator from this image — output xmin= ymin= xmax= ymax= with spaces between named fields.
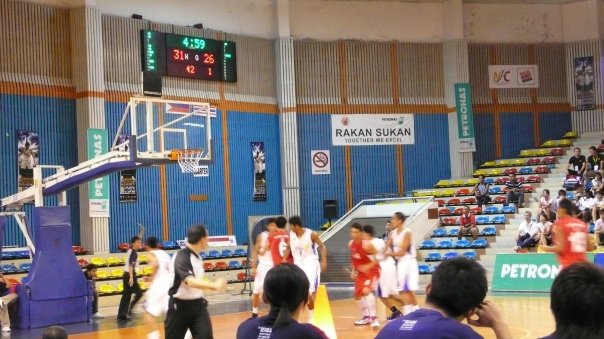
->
xmin=84 ymin=264 xmax=104 ymax=319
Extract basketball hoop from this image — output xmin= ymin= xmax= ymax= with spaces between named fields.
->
xmin=171 ymin=149 xmax=204 ymax=173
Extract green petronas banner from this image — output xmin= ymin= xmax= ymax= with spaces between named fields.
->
xmin=87 ymin=129 xmax=110 ymax=217
xmin=454 ymin=83 xmax=476 ymax=152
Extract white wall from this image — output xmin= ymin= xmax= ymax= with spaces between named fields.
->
xmin=289 ymin=0 xmax=443 ymax=42
xmin=562 ymin=1 xmax=599 ymax=41
xmin=463 ymin=3 xmax=564 ymax=43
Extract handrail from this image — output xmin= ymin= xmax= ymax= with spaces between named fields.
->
xmin=320 ymin=196 xmax=433 ymax=242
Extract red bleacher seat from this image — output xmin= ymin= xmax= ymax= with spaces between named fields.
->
xmin=237 ymin=272 xmax=246 ymax=281
xmin=203 ymin=262 xmax=215 ymax=271
xmin=77 ymin=258 xmax=89 ymax=267
xmin=118 ymin=243 xmax=129 ymax=252
xmin=521 ymin=185 xmax=533 ymax=193
xmin=462 ymin=197 xmax=476 ymax=205
xmin=495 ymin=177 xmax=507 ymax=185
xmin=527 ymin=158 xmax=541 ymax=165
xmin=446 ymin=198 xmax=461 ymax=206
xmin=453 ymin=207 xmax=465 ymax=215
xmin=215 ymin=261 xmax=229 ymax=270
xmin=493 ymin=196 xmax=506 ymax=204
xmin=470 ymin=207 xmax=482 ymax=215
xmin=436 ymin=199 xmax=446 ymax=207
xmin=535 ymin=166 xmax=549 ymax=174
xmin=503 ymin=168 xmax=517 ymax=175
xmin=439 ymin=208 xmax=451 ymax=216
xmin=456 ymin=188 xmax=470 ymax=196
xmin=543 ymin=156 xmax=556 ymax=164
xmin=550 ymin=148 xmax=564 ymax=156
xmin=72 ymin=246 xmax=86 ymax=255
xmin=527 ymin=175 xmax=541 ymax=183
xmin=516 ymin=176 xmax=525 ymax=183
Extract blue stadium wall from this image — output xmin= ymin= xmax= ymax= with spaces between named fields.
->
xmin=0 ymin=94 xmax=80 ymax=246
xmin=105 ymin=103 xmax=282 ymax=250
xmin=297 ymin=113 xmax=451 ymax=230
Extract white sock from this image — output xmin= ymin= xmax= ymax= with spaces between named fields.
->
xmin=184 ymin=330 xmax=192 ymax=339
xmin=252 ymin=307 xmax=259 ymax=314
xmin=402 ymin=304 xmax=417 ymax=315
xmin=358 ymin=298 xmax=369 ymax=317
xmin=363 ymin=294 xmax=377 ymax=318
xmin=147 ymin=330 xmax=161 ymax=339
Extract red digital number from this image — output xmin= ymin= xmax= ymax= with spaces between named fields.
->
xmin=172 ymin=49 xmax=187 ymax=61
xmin=208 ymin=68 xmax=213 ymax=76
xmin=186 ymin=65 xmax=196 ymax=74
xmin=203 ymin=53 xmax=215 ymax=65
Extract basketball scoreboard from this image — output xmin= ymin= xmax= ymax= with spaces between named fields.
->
xmin=141 ymin=30 xmax=237 ymax=82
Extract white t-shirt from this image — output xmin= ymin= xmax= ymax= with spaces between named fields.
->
xmin=538 ymin=221 xmax=552 ymax=234
xmin=518 ymin=220 xmax=539 ymax=237
xmin=595 ymin=219 xmax=604 ymax=233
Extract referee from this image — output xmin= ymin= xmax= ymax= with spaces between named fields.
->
xmin=165 ymin=224 xmax=226 ymax=339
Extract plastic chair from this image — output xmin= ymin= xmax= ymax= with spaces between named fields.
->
xmin=143 ymin=267 xmax=154 ymax=275
xmin=512 ymin=159 xmax=526 ymax=166
xmin=96 ymin=271 xmax=109 ymax=279
xmin=502 ymin=206 xmax=516 ymax=214
xmin=436 ymin=199 xmax=446 ymax=207
xmin=456 ymin=188 xmax=470 ymax=196
xmin=481 ymin=227 xmax=497 ymax=236
xmin=90 ymin=257 xmax=107 ymax=267
xmin=476 ymin=216 xmax=489 ymax=224
xmin=203 ymin=262 xmax=215 ymax=271
xmin=482 ymin=161 xmax=496 ymax=168
xmin=521 ymin=185 xmax=533 ymax=193
xmin=215 ymin=261 xmax=229 ymax=270
xmin=221 ymin=249 xmax=234 ymax=258
xmin=563 ymin=131 xmax=578 ymax=139
xmin=492 ymin=215 xmax=507 ymax=224
xmin=118 ymin=243 xmax=130 ymax=252
xmin=493 ymin=196 xmax=506 ymax=204
xmin=541 ymin=140 xmax=555 ymax=147
xmin=98 ymin=284 xmax=116 ymax=295
xmin=111 ymin=269 xmax=123 ymax=278
xmin=519 ymin=167 xmax=533 ymax=175
xmin=484 ymin=206 xmax=499 ymax=214
xmin=78 ymin=258 xmax=89 ymax=267
xmin=488 ymin=169 xmax=503 ymax=176
xmin=464 ymin=178 xmax=479 ymax=186
xmin=107 ymin=257 xmax=123 ymax=266
xmin=504 ymin=168 xmax=517 ymax=175
xmin=418 ymin=264 xmax=431 ymax=274
xmin=454 ymin=240 xmax=471 ymax=248
xmin=527 ymin=158 xmax=541 ymax=165
xmin=471 ymin=239 xmax=488 ymax=248
xmin=138 ymin=254 xmax=149 ymax=263
xmin=117 ymin=283 xmax=124 ymax=293
xmin=233 ymin=248 xmax=247 ymax=257
xmin=448 ymin=228 xmax=459 ymax=237
xmin=550 ymin=148 xmax=564 ymax=156
xmin=446 ymin=198 xmax=461 ymax=206
xmin=453 ymin=207 xmax=465 ymax=215
xmin=438 ymin=240 xmax=453 ymax=249
xmin=520 ymin=149 xmax=535 ymax=157
xmin=462 ymin=197 xmax=476 ymax=205
xmin=443 ymin=251 xmax=459 ymax=260
xmin=419 ymin=240 xmax=437 ymax=249
xmin=489 ymin=187 xmax=502 ymax=195
xmin=208 ymin=250 xmax=220 ymax=258
xmin=527 ymin=175 xmax=541 ymax=183
xmin=434 ymin=180 xmax=451 ymax=188
xmin=463 ymin=251 xmax=477 ymax=260
xmin=470 ymin=207 xmax=482 ymax=215
xmin=425 ymin=252 xmax=442 ymax=261
xmin=229 ymin=260 xmax=242 ymax=269
xmin=442 ymin=189 xmax=455 ymax=197
xmin=433 ymin=229 xmax=446 ymax=237
xmin=485 ymin=178 xmax=495 ymax=185
xmin=496 ymin=160 xmax=510 ymax=167
xmin=473 ymin=169 xmax=487 ymax=177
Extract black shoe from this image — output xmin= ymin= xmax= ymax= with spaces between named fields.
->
xmin=252 ymin=313 xmax=258 ymax=318
xmin=118 ymin=315 xmax=132 ymax=322
xmin=387 ymin=312 xmax=402 ymax=320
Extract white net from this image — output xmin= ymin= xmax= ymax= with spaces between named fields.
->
xmin=176 ymin=150 xmax=204 ymax=173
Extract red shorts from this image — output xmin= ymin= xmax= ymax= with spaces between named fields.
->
xmin=354 ymin=272 xmax=378 ymax=299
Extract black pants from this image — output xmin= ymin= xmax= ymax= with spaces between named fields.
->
xmin=92 ymin=291 xmax=98 ymax=314
xmin=476 ymin=195 xmax=491 ymax=208
xmin=165 ymin=298 xmax=213 ymax=339
xmin=117 ymin=272 xmax=143 ymax=319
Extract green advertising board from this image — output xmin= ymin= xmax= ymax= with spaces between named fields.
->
xmin=454 ymin=83 xmax=476 ymax=152
xmin=492 ymin=253 xmax=595 ymax=292
xmin=87 ymin=129 xmax=110 ymax=218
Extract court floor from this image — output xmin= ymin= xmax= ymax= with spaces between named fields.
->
xmin=36 ymin=293 xmax=554 ymax=339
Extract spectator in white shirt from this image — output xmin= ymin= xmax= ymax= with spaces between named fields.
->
xmin=591 ymin=190 xmax=604 ymax=222
xmin=591 ymin=173 xmax=603 ymax=196
xmin=514 ymin=211 xmax=540 ymax=252
xmin=536 ymin=212 xmax=553 ymax=246
xmin=537 ymin=189 xmax=555 ymax=221
xmin=594 ymin=210 xmax=604 ymax=248
xmin=576 ymin=188 xmax=594 ymax=223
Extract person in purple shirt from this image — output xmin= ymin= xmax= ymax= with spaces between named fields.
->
xmin=236 ymin=264 xmax=328 ymax=339
xmin=540 ymin=262 xmax=604 ymax=339
xmin=376 ymin=258 xmax=512 ymax=339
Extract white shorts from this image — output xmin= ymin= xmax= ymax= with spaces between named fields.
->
xmin=253 ymin=263 xmax=272 ymax=294
xmin=144 ymin=277 xmax=171 ymax=317
xmin=377 ymin=262 xmax=399 ymax=298
xmin=396 ymin=258 xmax=419 ymax=292
xmin=298 ymin=261 xmax=320 ymax=293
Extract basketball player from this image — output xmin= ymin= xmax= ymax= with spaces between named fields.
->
xmin=286 ymin=216 xmax=327 ymax=316
xmin=349 ymin=223 xmax=380 ymax=328
xmin=362 ymin=225 xmax=403 ymax=320
xmin=386 ymin=212 xmax=419 ymax=315
xmin=143 ymin=236 xmax=172 ymax=339
xmin=540 ymin=199 xmax=590 ymax=268
xmin=268 ymin=216 xmax=293 ymax=265
xmin=250 ymin=218 xmax=277 ymax=317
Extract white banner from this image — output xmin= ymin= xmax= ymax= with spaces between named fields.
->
xmin=193 ymin=165 xmax=209 ymax=177
xmin=488 ymin=65 xmax=539 ymax=88
xmin=311 ymin=150 xmax=331 ymax=175
xmin=331 ymin=114 xmax=414 ymax=146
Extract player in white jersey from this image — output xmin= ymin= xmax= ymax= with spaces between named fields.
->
xmin=386 ymin=212 xmax=419 ymax=315
xmin=142 ymin=236 xmax=172 ymax=339
xmin=362 ymin=225 xmax=404 ymax=320
xmin=250 ymin=219 xmax=277 ymax=317
xmin=286 ymin=216 xmax=327 ymax=314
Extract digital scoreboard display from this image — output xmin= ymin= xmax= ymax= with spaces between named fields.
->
xmin=141 ymin=30 xmax=237 ymax=82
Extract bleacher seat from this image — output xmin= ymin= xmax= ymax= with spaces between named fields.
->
xmin=433 ymin=229 xmax=446 ymax=237
xmin=451 ymin=179 xmax=464 ymax=187
xmin=559 ymin=139 xmax=571 ymax=147
xmin=160 ymin=241 xmax=180 ymax=250
xmin=512 ymin=159 xmax=526 ymax=166
xmin=471 ymin=239 xmax=488 ymax=248
xmin=77 ymin=258 xmax=89 ymax=268
xmin=139 ymin=254 xmax=149 ymax=263
xmin=434 ymin=180 xmax=450 ymax=188
xmin=425 ymin=252 xmax=442 ymax=261
xmin=476 ymin=216 xmax=489 ymax=224
xmin=495 ymin=177 xmax=507 ymax=185
xmin=418 ymin=264 xmax=431 ymax=274
xmin=550 ymin=148 xmax=564 ymax=156
xmin=72 ymin=246 xmax=86 ymax=255
xmin=436 ymin=199 xmax=446 ymax=207
xmin=535 ymin=166 xmax=549 ymax=174
xmin=464 ymin=178 xmax=479 ymax=186
xmin=19 ymin=263 xmax=31 ymax=272
xmin=441 ymin=217 xmax=457 ymax=225
xmin=484 ymin=206 xmax=499 ymax=214
xmin=567 ymin=191 xmax=576 ymax=200
xmin=117 ymin=283 xmax=124 ymax=293
xmin=489 ymin=187 xmax=501 ymax=195
xmin=543 ymin=156 xmax=556 ymax=164
xmin=496 ymin=160 xmax=510 ymax=167
xmin=438 ymin=240 xmax=453 ymax=249
xmin=473 ymin=169 xmax=487 ymax=176
xmin=484 ymin=178 xmax=494 ymax=185
xmin=482 ymin=161 xmax=496 ymax=168
xmin=233 ymin=248 xmax=247 ymax=257
xmin=522 ymin=185 xmax=534 ymax=193
xmin=527 ymin=158 xmax=541 ymax=165
xmin=201 ymin=251 xmax=208 ymax=259
xmin=493 ymin=196 xmax=506 ymax=204
xmin=221 ymin=249 xmax=234 ymax=258
xmin=446 ymin=198 xmax=461 ymax=206
xmin=229 ymin=260 xmax=242 ymax=269
xmin=488 ymin=169 xmax=503 ymax=176
xmin=215 ymin=261 xmax=229 ymax=270
xmin=419 ymin=240 xmax=437 ymax=249
xmin=203 ymin=262 xmax=215 ymax=271
xmin=143 ymin=267 xmax=153 ymax=275
xmin=563 ymin=131 xmax=578 ymax=139
xmin=236 ymin=272 xmax=247 ymax=281
xmin=139 ymin=281 xmax=149 ymax=290
xmin=1 ymin=264 xmax=17 ymax=273
xmin=208 ymin=250 xmax=220 ymax=258
xmin=96 ymin=271 xmax=109 ymax=279
xmin=242 ymin=260 xmax=250 ymax=268
xmin=440 ymin=208 xmax=454 ymax=216
xmin=441 ymin=189 xmax=455 ymax=197
xmin=481 ymin=227 xmax=497 ymax=236
xmin=519 ymin=167 xmax=532 ymax=175
xmin=526 ymin=175 xmax=541 ymax=183
xmin=110 ymin=269 xmax=123 ymax=278
xmin=541 ymin=140 xmax=555 ymax=147
xmin=443 ymin=251 xmax=459 ymax=260
xmin=516 ymin=176 xmax=526 ymax=183
xmin=98 ymin=284 xmax=116 ymax=295
xmin=448 ymin=228 xmax=459 ymax=237
xmin=456 ymin=188 xmax=470 ymax=196
xmin=470 ymin=207 xmax=482 ymax=215
xmin=502 ymin=206 xmax=516 ymax=213
xmin=462 ymin=197 xmax=476 ymax=205
xmin=492 ymin=215 xmax=507 ymax=224
xmin=107 ymin=257 xmax=122 ymax=266
xmin=118 ymin=243 xmax=129 ymax=252
xmin=503 ymin=168 xmax=517 ymax=175
xmin=90 ymin=257 xmax=107 ymax=267
xmin=454 ymin=240 xmax=471 ymax=248
xmin=520 ymin=150 xmax=535 ymax=157
xmin=135 ymin=268 xmax=144 ymax=277
xmin=453 ymin=207 xmax=465 ymax=215
xmin=463 ymin=252 xmax=477 ymax=260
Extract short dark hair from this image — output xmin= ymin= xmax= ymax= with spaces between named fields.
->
xmin=426 ymin=257 xmax=487 ymax=318
xmin=275 ymin=216 xmax=287 ymax=229
xmin=263 ymin=264 xmax=309 ymax=327
xmin=350 ymin=223 xmax=362 ymax=231
xmin=393 ymin=212 xmax=405 ymax=221
xmin=558 ymin=198 xmax=575 ymax=216
xmin=130 ymin=236 xmax=141 ymax=244
xmin=550 ymin=263 xmax=604 ymax=338
xmin=589 ymin=146 xmax=597 ymax=151
xmin=42 ymin=326 xmax=68 ymax=339
xmin=558 ymin=189 xmax=567 ymax=196
xmin=288 ymin=216 xmax=303 ymax=227
xmin=362 ymin=225 xmax=375 ymax=237
xmin=85 ymin=263 xmax=97 ymax=272
xmin=574 ymin=147 xmax=581 ymax=152
xmin=478 ymin=174 xmax=485 ymax=179
xmin=187 ymin=224 xmax=208 ymax=244
xmin=146 ymin=236 xmax=159 ymax=249
xmin=266 ymin=218 xmax=277 ymax=226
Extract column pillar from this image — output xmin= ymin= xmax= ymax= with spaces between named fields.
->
xmin=69 ymin=6 xmax=109 ymax=253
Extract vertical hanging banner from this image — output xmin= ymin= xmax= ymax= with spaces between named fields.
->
xmin=16 ymin=130 xmax=40 ymax=192
xmin=252 ymin=142 xmax=267 ymax=201
xmin=117 ymin=135 xmax=137 ymax=202
xmin=454 ymin=83 xmax=476 ymax=152
xmin=87 ymin=129 xmax=110 ymax=217
xmin=574 ymin=56 xmax=595 ymax=111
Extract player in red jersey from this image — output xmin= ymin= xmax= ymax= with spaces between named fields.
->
xmin=541 ymin=198 xmax=591 ymax=268
xmin=349 ymin=223 xmax=380 ymax=329
xmin=267 ymin=216 xmax=293 ymax=265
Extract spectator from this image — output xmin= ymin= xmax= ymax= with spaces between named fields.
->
xmin=538 ymin=189 xmax=555 ymax=221
xmin=42 ymin=326 xmax=68 ymax=339
xmin=514 ymin=211 xmax=539 ymax=252
xmin=591 ymin=190 xmax=604 ymax=222
xmin=472 ymin=174 xmax=491 ymax=208
xmin=567 ymin=147 xmax=587 ymax=182
xmin=586 ymin=146 xmax=603 ymax=179
xmin=590 ymin=172 xmax=603 ymax=195
xmin=553 ymin=189 xmax=567 ymax=212
xmin=537 ymin=212 xmax=554 ymax=246
xmin=504 ymin=173 xmax=524 ymax=208
xmin=540 ymin=199 xmax=590 ymax=268
xmin=0 ymin=273 xmax=17 ymax=332
xmin=375 ymin=258 xmax=512 ymax=339
xmin=593 ymin=210 xmax=604 ymax=248
xmin=236 ymin=264 xmax=328 ymax=339
xmin=457 ymin=206 xmax=478 ymax=241
xmin=575 ymin=189 xmax=594 ymax=223
xmin=84 ymin=264 xmax=104 ymax=319
xmin=540 ymin=263 xmax=604 ymax=339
